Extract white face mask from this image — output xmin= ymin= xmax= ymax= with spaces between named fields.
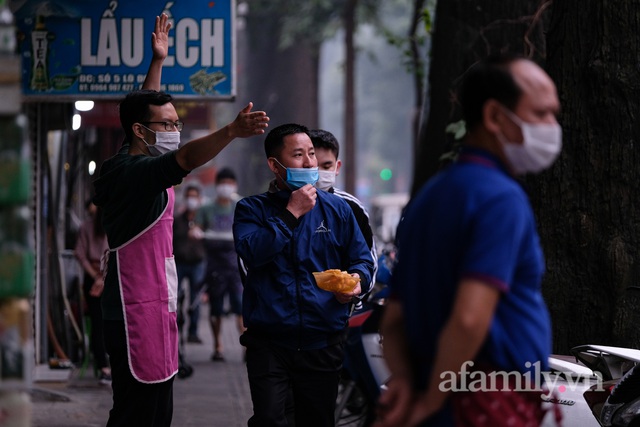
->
xmin=315 ymin=166 xmax=337 ymax=191
xmin=185 ymin=197 xmax=200 ymax=211
xmin=142 ymin=125 xmax=181 ymax=157
xmin=498 ymin=108 xmax=562 ymax=175
xmin=216 ymin=183 xmax=236 ymax=199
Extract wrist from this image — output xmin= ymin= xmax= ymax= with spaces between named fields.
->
xmin=223 ymin=123 xmax=235 ymax=140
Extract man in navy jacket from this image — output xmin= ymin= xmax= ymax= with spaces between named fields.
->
xmin=234 ymin=123 xmax=374 ymax=427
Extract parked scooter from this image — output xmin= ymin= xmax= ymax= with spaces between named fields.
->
xmin=335 ymin=285 xmax=390 ymax=427
xmin=575 ymin=345 xmax=640 ymax=426
xmin=335 ymin=246 xmax=395 ymax=427
xmin=543 ymin=345 xmax=640 ymax=426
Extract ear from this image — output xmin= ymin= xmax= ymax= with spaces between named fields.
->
xmin=482 ymin=99 xmax=504 ymax=135
xmin=335 ymin=159 xmax=342 ymax=176
xmin=132 ymin=123 xmax=146 ymax=140
xmin=267 ymin=157 xmax=280 ymax=175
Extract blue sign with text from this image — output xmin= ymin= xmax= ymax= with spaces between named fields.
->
xmin=11 ymin=0 xmax=236 ymax=100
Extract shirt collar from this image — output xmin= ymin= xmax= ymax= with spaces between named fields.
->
xmin=458 ymin=146 xmax=508 ymax=173
xmin=268 ymin=179 xmax=290 ymax=194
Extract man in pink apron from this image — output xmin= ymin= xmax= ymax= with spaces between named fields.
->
xmin=93 ymin=14 xmax=269 ymax=426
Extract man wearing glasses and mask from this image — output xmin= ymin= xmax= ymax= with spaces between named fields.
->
xmin=93 ymin=14 xmax=269 ymax=427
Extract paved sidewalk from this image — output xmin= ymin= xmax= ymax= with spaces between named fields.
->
xmin=31 ymin=308 xmax=252 ymax=427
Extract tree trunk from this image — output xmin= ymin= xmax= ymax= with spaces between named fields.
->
xmin=344 ymin=0 xmax=358 ymax=195
xmin=241 ymin=10 xmax=320 ymax=195
xmin=409 ymin=0 xmax=426 ymax=158
xmin=412 ymin=0 xmax=546 ymax=196
xmin=536 ymin=1 xmax=640 ymax=353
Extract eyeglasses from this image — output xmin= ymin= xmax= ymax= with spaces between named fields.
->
xmin=141 ymin=121 xmax=184 ymax=131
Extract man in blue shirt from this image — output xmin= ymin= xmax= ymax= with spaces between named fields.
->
xmin=234 ymin=123 xmax=374 ymax=427
xmin=376 ymin=54 xmax=562 ymax=427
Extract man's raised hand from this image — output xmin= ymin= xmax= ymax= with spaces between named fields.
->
xmin=230 ymin=102 xmax=270 ymax=138
xmin=151 ymin=13 xmax=171 ymax=61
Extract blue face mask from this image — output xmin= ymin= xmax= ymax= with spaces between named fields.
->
xmin=272 ymin=158 xmax=319 ymax=190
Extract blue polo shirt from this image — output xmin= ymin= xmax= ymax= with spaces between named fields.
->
xmin=391 ymin=147 xmax=551 ymax=403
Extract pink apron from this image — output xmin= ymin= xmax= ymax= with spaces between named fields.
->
xmin=112 ymin=188 xmax=178 ymax=383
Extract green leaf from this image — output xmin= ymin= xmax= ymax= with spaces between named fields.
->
xmin=445 ymin=120 xmax=467 ymax=140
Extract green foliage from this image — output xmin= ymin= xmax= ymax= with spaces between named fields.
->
xmin=382 ymin=28 xmax=426 ymax=78
xmin=249 ymin=0 xmax=382 ymax=50
xmin=445 ymin=119 xmax=466 ymax=140
xmin=421 ymin=3 xmax=433 ymax=33
xmin=379 ymin=0 xmax=434 ymax=83
xmin=440 ymin=119 xmax=466 ymax=163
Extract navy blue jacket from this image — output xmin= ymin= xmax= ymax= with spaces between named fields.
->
xmin=234 ymin=186 xmax=374 ymax=350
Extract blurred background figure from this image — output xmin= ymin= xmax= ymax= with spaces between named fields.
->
xmin=197 ymin=168 xmax=244 ymax=362
xmin=173 ymin=184 xmax=206 ymax=344
xmin=74 ymin=200 xmax=111 ymax=385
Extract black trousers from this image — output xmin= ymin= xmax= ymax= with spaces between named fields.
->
xmin=83 ymin=274 xmax=108 ymax=370
xmin=241 ymin=331 xmax=344 ymax=427
xmin=104 ymin=320 xmax=174 ymax=427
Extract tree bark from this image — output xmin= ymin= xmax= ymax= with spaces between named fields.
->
xmin=344 ymin=0 xmax=358 ymax=195
xmin=537 ymin=1 xmax=640 ymax=352
xmin=409 ymin=0 xmax=426 ymax=159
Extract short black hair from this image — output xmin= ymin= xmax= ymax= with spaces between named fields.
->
xmin=119 ymin=90 xmax=174 ymax=144
xmin=309 ymin=129 xmax=339 ymax=158
xmin=216 ymin=167 xmax=237 ymax=182
xmin=264 ymin=123 xmax=309 ymax=158
xmin=459 ymin=53 xmax=524 ymax=131
xmin=184 ymin=184 xmax=201 ymax=196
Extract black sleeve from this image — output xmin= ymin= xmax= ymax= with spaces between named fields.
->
xmin=277 ymin=208 xmax=300 ymax=230
xmin=135 ymin=151 xmax=189 ymax=193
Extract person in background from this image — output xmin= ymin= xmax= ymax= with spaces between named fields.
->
xmin=93 ymin=13 xmax=269 ymax=426
xmin=309 ymin=128 xmax=377 ymax=299
xmin=234 ymin=123 xmax=374 ymax=427
xmin=375 ymin=54 xmax=561 ymax=427
xmin=74 ymin=200 xmax=111 ymax=385
xmin=173 ymin=184 xmax=206 ymax=344
xmin=196 ymin=168 xmax=244 ymax=362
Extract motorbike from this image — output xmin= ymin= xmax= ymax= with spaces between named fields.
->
xmin=335 ymin=284 xmax=390 ymax=427
xmin=544 ymin=345 xmax=640 ymax=426
xmin=576 ymin=345 xmax=640 ymax=426
xmin=334 ymin=246 xmax=397 ymax=426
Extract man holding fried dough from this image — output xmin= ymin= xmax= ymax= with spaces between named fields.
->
xmin=233 ymin=123 xmax=375 ymax=427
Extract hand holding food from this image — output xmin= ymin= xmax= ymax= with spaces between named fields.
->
xmin=313 ymin=269 xmax=360 ymax=293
